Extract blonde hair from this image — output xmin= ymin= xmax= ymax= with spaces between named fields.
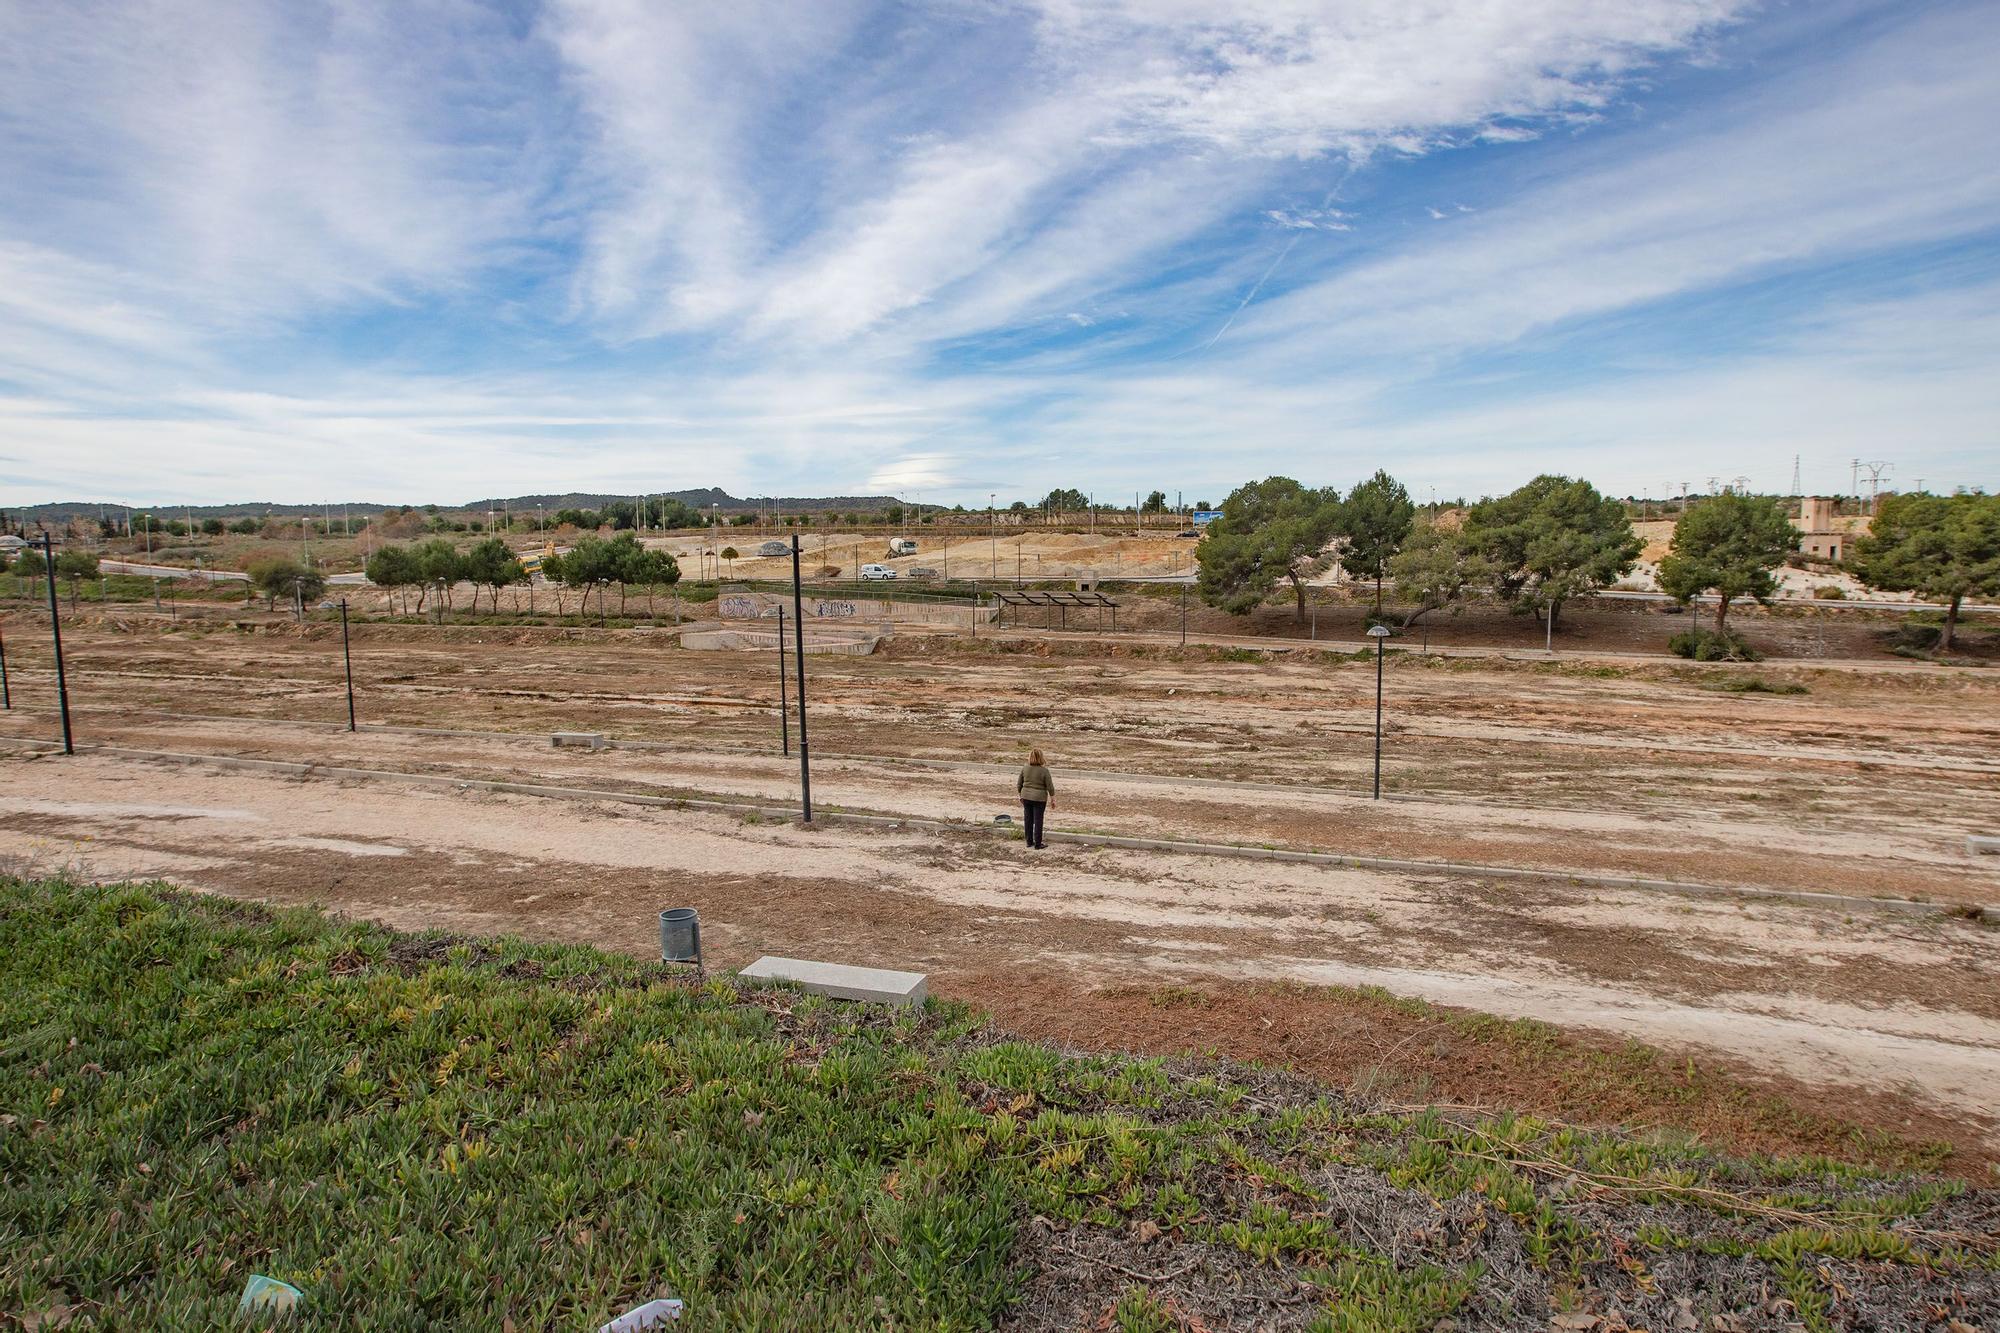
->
xmin=1028 ymin=748 xmax=1045 ymax=766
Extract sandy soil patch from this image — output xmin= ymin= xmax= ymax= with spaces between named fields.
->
xmin=2 ymin=752 xmax=1993 ymax=1164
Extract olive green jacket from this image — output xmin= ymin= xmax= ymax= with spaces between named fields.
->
xmin=1016 ymin=764 xmax=1054 ymax=804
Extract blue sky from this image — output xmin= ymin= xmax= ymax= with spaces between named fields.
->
xmin=1 ymin=0 xmax=1995 ymax=507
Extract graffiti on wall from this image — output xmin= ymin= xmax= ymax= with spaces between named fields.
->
xmin=813 ymin=600 xmax=859 ymax=619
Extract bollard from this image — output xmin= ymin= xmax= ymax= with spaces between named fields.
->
xmin=659 ymin=908 xmax=700 ymax=965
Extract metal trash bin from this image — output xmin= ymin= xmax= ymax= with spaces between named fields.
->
xmin=659 ymin=908 xmax=701 ymax=965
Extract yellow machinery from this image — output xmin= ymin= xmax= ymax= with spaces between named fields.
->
xmin=518 ymin=540 xmax=557 ymax=577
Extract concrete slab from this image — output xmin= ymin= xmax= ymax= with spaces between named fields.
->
xmin=740 ymin=955 xmax=928 ymax=1006
xmin=1970 ymin=835 xmax=2000 ymax=856
xmin=551 ymin=732 xmax=606 ymax=751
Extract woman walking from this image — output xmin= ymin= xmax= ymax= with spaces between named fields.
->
xmin=1016 ymin=748 xmax=1054 ymax=850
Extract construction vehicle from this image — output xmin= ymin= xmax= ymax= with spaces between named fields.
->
xmin=887 ymin=537 xmax=918 ymax=556
xmin=518 ymin=540 xmax=557 ymax=579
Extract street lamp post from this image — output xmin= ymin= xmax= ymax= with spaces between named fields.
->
xmin=40 ymin=533 xmax=74 ymax=755
xmin=776 ymin=607 xmax=790 ymax=757
xmin=789 ymin=536 xmax=812 ymax=822
xmin=1367 ymin=624 xmax=1392 ymax=799
xmin=340 ymin=599 xmax=357 ymax=731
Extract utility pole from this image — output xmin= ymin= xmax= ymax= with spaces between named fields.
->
xmin=40 ymin=534 xmax=73 ymax=755
xmin=1859 ymin=461 xmax=1891 ymax=514
xmin=789 ymin=536 xmax=812 ymax=822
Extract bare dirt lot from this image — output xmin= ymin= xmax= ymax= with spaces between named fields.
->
xmin=1 ymin=613 xmax=1996 ymax=1172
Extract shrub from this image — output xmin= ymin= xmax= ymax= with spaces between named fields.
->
xmin=1706 ymin=676 xmax=1809 ymax=695
xmin=1889 ymin=615 xmax=1943 ymax=652
xmin=1669 ymin=629 xmax=1763 ymax=662
xmin=1812 ymin=585 xmax=1846 ymax=600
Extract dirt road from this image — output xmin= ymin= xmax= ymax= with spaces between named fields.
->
xmin=2 ymin=620 xmax=1995 ymax=903
xmin=4 ymin=749 xmax=1996 ymax=1153
xmin=2 ymin=617 xmax=1996 ymax=1168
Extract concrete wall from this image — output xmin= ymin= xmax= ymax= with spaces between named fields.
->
xmin=680 ymin=627 xmax=882 ymax=655
xmin=718 ymin=591 xmax=993 ymax=627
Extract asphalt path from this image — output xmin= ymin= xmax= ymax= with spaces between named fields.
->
xmin=102 ymin=560 xmax=367 ymax=585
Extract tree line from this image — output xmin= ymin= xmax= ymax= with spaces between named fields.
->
xmin=363 ymin=533 xmax=680 ymax=619
xmin=1196 ymin=472 xmax=2000 ymax=652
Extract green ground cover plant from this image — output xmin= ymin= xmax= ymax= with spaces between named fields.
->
xmin=3 ymin=879 xmax=1993 ymax=1330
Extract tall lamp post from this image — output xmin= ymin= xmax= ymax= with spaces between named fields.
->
xmin=1367 ymin=623 xmax=1392 ymax=799
xmin=340 ymin=599 xmax=357 ymax=731
xmin=789 ymin=535 xmax=812 ymax=822
xmin=40 ymin=533 xmax=74 ymax=755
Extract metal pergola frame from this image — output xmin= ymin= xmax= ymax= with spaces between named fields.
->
xmin=991 ymin=589 xmax=1120 ymax=631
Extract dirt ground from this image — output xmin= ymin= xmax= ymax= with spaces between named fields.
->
xmin=1 ymin=615 xmax=1996 ymax=1172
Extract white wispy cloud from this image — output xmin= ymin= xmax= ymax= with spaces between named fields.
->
xmin=1 ymin=0 xmax=1994 ymax=506
xmin=1219 ymin=3 xmax=2000 ymax=368
xmin=539 ymin=0 xmax=1748 ymax=348
xmin=0 ymin=0 xmax=547 ymax=319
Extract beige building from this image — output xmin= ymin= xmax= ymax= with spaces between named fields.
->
xmin=1795 ymin=497 xmax=1846 ymax=562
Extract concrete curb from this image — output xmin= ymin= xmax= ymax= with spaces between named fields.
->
xmin=6 ymin=736 xmax=1992 ymax=922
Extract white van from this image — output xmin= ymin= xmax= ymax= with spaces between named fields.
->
xmin=859 ymin=564 xmax=898 ymax=580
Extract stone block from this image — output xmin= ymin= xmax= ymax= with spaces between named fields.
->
xmin=739 ymin=956 xmax=928 ymax=1006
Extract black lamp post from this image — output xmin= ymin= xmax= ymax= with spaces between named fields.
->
xmin=1367 ymin=623 xmax=1392 ymax=799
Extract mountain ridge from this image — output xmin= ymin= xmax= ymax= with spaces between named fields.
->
xmin=6 ymin=489 xmax=908 ymax=523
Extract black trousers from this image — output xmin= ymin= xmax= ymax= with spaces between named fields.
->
xmin=1021 ymin=800 xmax=1046 ymax=847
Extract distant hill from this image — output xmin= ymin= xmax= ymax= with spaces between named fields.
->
xmin=459 ymin=489 xmax=905 ymax=513
xmin=6 ymin=501 xmax=396 ymax=524
xmin=8 ymin=489 xmax=907 ymax=525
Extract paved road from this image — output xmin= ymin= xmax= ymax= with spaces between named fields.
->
xmin=102 ymin=560 xmax=367 ymax=585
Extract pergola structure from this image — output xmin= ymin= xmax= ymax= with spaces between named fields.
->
xmin=990 ymin=589 xmax=1120 ymax=631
